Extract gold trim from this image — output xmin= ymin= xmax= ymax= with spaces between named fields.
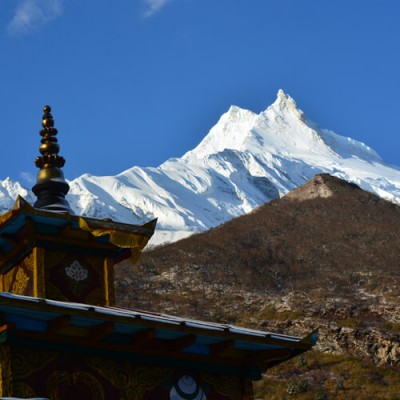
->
xmin=0 ymin=345 xmax=12 ymax=397
xmin=104 ymin=258 xmax=109 ymax=305
xmin=202 ymin=373 xmax=244 ymax=400
xmin=47 ymin=370 xmax=105 ymax=400
xmin=33 ymin=248 xmax=38 ymax=297
xmin=34 ymin=247 xmax=45 ymax=298
xmin=78 ymin=217 xmax=149 ymax=263
xmin=13 ymin=347 xmax=58 ymax=380
xmin=103 ymin=258 xmax=115 ymax=306
xmin=24 ymin=253 xmax=35 ymax=272
xmin=85 ymin=356 xmax=172 ymax=398
xmin=12 ymin=382 xmax=36 ymax=398
xmin=12 ymin=268 xmax=29 ymax=295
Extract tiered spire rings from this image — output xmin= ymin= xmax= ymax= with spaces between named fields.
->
xmin=32 ymin=105 xmax=72 ymax=213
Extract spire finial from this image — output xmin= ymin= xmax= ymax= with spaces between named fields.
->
xmin=32 ymin=105 xmax=72 ymax=213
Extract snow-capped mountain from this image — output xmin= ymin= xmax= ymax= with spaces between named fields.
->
xmin=0 ymin=178 xmax=35 ymax=214
xmin=2 ymin=90 xmax=400 ymax=245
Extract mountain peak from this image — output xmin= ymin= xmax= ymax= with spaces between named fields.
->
xmin=182 ymin=105 xmax=257 ymax=160
xmin=268 ymin=89 xmax=304 ymax=119
xmin=276 ymin=88 xmax=292 ymax=103
xmin=225 ymin=104 xmax=256 ymax=122
xmin=184 ymin=90 xmax=309 ymax=161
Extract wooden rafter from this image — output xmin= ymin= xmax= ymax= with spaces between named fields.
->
xmin=210 ymin=339 xmax=235 ymax=356
xmin=48 ymin=315 xmax=70 ymax=334
xmin=167 ymin=334 xmax=196 ymax=351
xmin=13 ymin=329 xmax=246 ymax=368
xmin=90 ymin=322 xmax=114 ymax=341
xmin=132 ymin=327 xmax=155 ymax=347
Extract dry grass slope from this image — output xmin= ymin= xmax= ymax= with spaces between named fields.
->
xmin=115 ymin=174 xmax=400 ymax=399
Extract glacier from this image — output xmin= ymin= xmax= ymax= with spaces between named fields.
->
xmin=2 ymin=89 xmax=400 ymax=246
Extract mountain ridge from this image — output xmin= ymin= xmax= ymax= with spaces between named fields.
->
xmin=1 ymin=90 xmax=400 ymax=245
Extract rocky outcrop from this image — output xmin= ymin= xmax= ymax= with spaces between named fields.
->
xmin=284 ymin=173 xmax=362 ymax=201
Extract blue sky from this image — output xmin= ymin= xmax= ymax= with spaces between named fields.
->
xmin=1 ymin=0 xmax=400 ymax=184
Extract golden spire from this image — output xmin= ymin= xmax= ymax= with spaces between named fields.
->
xmin=32 ymin=105 xmax=72 ymax=213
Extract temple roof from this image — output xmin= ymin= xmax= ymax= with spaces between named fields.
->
xmin=0 ymin=196 xmax=156 ymax=273
xmin=0 ymin=292 xmax=317 ymax=380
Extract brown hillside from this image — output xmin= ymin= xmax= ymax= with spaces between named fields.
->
xmin=115 ymin=173 xmax=400 ymax=399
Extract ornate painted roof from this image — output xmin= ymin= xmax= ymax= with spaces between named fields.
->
xmin=0 ymin=292 xmax=317 ymax=380
xmin=0 ymin=196 xmax=156 ymax=273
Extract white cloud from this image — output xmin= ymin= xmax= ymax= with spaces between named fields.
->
xmin=7 ymin=0 xmax=64 ymax=35
xmin=143 ymin=0 xmax=173 ymax=17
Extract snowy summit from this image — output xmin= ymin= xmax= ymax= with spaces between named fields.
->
xmin=1 ymin=90 xmax=400 ymax=245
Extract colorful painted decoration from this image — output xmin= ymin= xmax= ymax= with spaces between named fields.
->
xmin=170 ymin=375 xmax=206 ymax=400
